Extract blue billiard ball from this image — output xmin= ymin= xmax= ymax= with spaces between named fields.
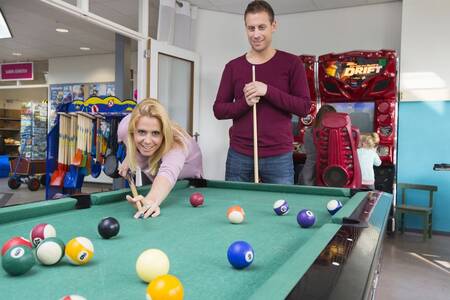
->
xmin=297 ymin=209 xmax=315 ymax=228
xmin=273 ymin=199 xmax=289 ymax=216
xmin=227 ymin=241 xmax=254 ymax=269
xmin=327 ymin=199 xmax=343 ymax=215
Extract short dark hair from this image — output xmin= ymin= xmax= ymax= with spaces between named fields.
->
xmin=244 ymin=1 xmax=275 ymax=23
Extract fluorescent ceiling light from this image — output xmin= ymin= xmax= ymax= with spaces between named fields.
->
xmin=0 ymin=8 xmax=12 ymax=39
xmin=80 ymin=47 xmax=90 ymax=51
xmin=12 ymin=52 xmax=22 ymax=56
xmin=56 ymin=28 xmax=69 ymax=33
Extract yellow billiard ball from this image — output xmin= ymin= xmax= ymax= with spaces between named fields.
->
xmin=65 ymin=237 xmax=94 ymax=265
xmin=146 ymin=274 xmax=184 ymax=300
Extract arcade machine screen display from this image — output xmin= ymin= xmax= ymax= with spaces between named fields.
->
xmin=330 ymin=102 xmax=375 ymax=133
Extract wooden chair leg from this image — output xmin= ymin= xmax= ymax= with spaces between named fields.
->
xmin=423 ymin=214 xmax=427 ymax=240
xmin=428 ymin=214 xmax=432 ymax=238
xmin=400 ymin=213 xmax=405 ymax=234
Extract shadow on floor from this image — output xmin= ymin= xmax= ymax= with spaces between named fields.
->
xmin=376 ymin=232 xmax=450 ymax=300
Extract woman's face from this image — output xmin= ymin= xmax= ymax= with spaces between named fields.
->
xmin=133 ymin=116 xmax=163 ymax=157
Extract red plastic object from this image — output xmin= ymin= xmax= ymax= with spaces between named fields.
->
xmin=314 ymin=113 xmax=361 ymax=188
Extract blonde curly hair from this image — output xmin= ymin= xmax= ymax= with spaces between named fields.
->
xmin=360 ymin=132 xmax=380 ymax=149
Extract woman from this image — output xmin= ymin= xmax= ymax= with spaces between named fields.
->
xmin=299 ymin=104 xmax=336 ymax=186
xmin=118 ymin=99 xmax=203 ymax=218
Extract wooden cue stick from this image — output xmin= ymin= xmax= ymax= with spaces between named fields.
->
xmin=125 ymin=171 xmax=143 ymax=211
xmin=252 ymin=65 xmax=259 ymax=183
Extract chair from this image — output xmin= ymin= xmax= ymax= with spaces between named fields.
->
xmin=395 ymin=183 xmax=438 ymax=240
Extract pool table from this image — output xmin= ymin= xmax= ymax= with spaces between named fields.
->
xmin=0 ymin=179 xmax=392 ymax=300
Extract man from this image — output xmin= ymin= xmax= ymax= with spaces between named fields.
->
xmin=213 ymin=0 xmax=311 ymax=184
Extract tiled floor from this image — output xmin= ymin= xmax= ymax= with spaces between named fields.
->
xmin=0 ymin=177 xmax=111 ymax=207
xmin=1 ymin=178 xmax=449 ymax=299
xmin=376 ymin=232 xmax=450 ymax=300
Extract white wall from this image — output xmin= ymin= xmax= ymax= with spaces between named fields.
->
xmin=194 ymin=2 xmax=402 ymax=180
xmin=0 ymin=88 xmax=48 ymax=109
xmin=48 ymin=54 xmax=115 ymax=84
xmin=400 ymin=0 xmax=450 ymax=101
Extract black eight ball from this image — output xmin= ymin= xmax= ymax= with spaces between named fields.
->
xmin=98 ymin=217 xmax=120 ymax=239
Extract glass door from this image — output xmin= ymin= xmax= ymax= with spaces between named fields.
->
xmin=148 ymin=39 xmax=199 ymax=138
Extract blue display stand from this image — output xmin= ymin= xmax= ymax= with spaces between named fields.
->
xmin=0 ymin=155 xmax=10 ymax=178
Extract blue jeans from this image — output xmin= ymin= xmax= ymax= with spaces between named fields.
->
xmin=225 ymin=148 xmax=294 ymax=184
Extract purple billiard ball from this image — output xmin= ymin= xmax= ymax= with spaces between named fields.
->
xmin=297 ymin=209 xmax=315 ymax=228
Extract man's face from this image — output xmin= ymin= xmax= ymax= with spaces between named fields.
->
xmin=245 ymin=11 xmax=276 ymax=53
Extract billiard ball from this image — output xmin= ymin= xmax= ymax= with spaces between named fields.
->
xmin=59 ymin=295 xmax=87 ymax=300
xmin=35 ymin=237 xmax=65 ymax=265
xmin=273 ymin=199 xmax=289 ymax=216
xmin=146 ymin=274 xmax=184 ymax=300
xmin=65 ymin=237 xmax=94 ymax=265
xmin=30 ymin=223 xmax=56 ymax=247
xmin=1 ymin=246 xmax=35 ymax=276
xmin=1 ymin=236 xmax=32 ymax=256
xmin=227 ymin=241 xmax=254 ymax=269
xmin=227 ymin=205 xmax=245 ymax=224
xmin=136 ymin=249 xmax=170 ymax=283
xmin=189 ymin=192 xmax=204 ymax=207
xmin=297 ymin=209 xmax=316 ymax=228
xmin=98 ymin=217 xmax=120 ymax=239
xmin=327 ymin=199 xmax=343 ymax=215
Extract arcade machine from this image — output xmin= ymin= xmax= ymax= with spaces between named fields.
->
xmin=317 ymin=49 xmax=398 ymax=230
xmin=293 ymin=55 xmax=317 ymax=183
xmin=317 ymin=49 xmax=398 ymax=193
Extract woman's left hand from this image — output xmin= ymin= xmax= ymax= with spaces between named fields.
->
xmin=134 ymin=201 xmax=161 ymax=219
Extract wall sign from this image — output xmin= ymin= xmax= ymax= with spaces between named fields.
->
xmin=0 ymin=62 xmax=34 ymax=81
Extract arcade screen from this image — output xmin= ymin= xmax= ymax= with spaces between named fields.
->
xmin=330 ymin=102 xmax=375 ymax=133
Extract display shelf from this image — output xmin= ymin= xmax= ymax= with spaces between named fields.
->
xmin=20 ymin=103 xmax=48 ymax=160
xmin=0 ymin=108 xmax=21 ymax=157
xmin=0 ymin=117 xmax=21 ymax=121
xmin=0 ymin=128 xmax=20 ymax=131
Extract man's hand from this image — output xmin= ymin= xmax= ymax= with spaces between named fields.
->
xmin=244 ymin=81 xmax=267 ymax=101
xmin=245 ymin=96 xmax=260 ymax=107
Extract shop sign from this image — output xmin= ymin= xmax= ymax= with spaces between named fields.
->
xmin=1 ymin=62 xmax=34 ymax=81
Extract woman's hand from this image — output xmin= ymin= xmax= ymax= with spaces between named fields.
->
xmin=126 ymin=194 xmax=161 ymax=219
xmin=137 ymin=201 xmax=161 ymax=219
xmin=118 ymin=159 xmax=130 ymax=178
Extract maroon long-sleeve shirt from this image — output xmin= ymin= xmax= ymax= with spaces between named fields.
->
xmin=213 ymin=50 xmax=311 ymax=157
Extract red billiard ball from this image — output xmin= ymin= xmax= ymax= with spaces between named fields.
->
xmin=30 ymin=223 xmax=56 ymax=247
xmin=1 ymin=237 xmax=32 ymax=256
xmin=189 ymin=192 xmax=204 ymax=207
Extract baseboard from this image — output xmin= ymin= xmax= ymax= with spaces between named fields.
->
xmin=403 ymin=228 xmax=450 ymax=237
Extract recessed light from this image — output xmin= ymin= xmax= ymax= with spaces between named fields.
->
xmin=80 ymin=47 xmax=91 ymax=51
xmin=0 ymin=9 xmax=12 ymax=39
xmin=12 ymin=52 xmax=22 ymax=56
xmin=56 ymin=28 xmax=69 ymax=33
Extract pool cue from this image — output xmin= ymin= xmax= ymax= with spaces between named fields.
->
xmin=252 ymin=65 xmax=260 ymax=183
xmin=125 ymin=170 xmax=143 ymax=211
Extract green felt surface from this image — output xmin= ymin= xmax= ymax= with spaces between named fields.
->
xmin=0 ymin=181 xmax=365 ymax=300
